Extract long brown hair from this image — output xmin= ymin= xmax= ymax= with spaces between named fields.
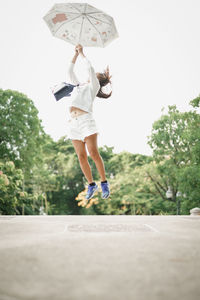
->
xmin=96 ymin=66 xmax=112 ymax=99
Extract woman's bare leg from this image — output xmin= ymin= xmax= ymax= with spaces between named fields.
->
xmin=84 ymin=133 xmax=106 ymax=181
xmin=71 ymin=139 xmax=93 ymax=184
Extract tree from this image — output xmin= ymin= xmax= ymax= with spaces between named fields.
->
xmin=148 ymin=104 xmax=200 ymax=214
xmin=40 ymin=136 xmax=86 ymax=214
xmin=75 ymin=152 xmax=153 ymax=215
xmin=108 ymin=151 xmax=151 ymax=175
xmin=0 ymin=89 xmax=45 ymax=177
xmin=0 ymin=161 xmax=47 ymax=215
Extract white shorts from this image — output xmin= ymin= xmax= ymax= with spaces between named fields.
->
xmin=66 ymin=113 xmax=99 ymax=142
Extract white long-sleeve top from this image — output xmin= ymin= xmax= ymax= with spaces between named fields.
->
xmin=66 ymin=56 xmax=100 ymax=116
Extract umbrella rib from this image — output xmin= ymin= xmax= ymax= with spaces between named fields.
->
xmin=77 ymin=3 xmax=87 ymax=43
xmin=85 ymin=16 xmax=104 ymax=47
xmin=53 ymin=14 xmax=82 ymax=36
xmin=78 ymin=16 xmax=85 ymax=44
xmin=70 ymin=3 xmax=83 ymax=13
xmin=84 ymin=11 xmax=102 ymax=14
xmin=77 ymin=3 xmax=87 ymax=44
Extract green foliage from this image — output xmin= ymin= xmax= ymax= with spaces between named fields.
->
xmin=0 ymin=161 xmax=22 ymax=214
xmin=177 ymin=166 xmax=200 ymax=214
xmin=75 ymin=153 xmax=154 ymax=215
xmin=0 ymin=161 xmax=46 ymax=215
xmin=0 ymin=89 xmax=45 ymax=175
xmin=76 ymin=99 xmax=200 ymax=216
xmin=147 ymin=104 xmax=200 ymax=214
xmin=108 ymin=151 xmax=152 ymax=175
xmin=42 ymin=136 xmax=85 ymax=214
xmin=190 ymin=95 xmax=200 ymax=108
xmin=1 ymin=88 xmax=200 ymax=215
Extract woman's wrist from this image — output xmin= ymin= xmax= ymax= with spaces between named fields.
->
xmin=80 ymin=52 xmax=85 ymax=58
xmin=72 ymin=53 xmax=79 ymax=64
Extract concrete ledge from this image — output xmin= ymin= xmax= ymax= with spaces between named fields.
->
xmin=0 ymin=215 xmax=200 ymax=300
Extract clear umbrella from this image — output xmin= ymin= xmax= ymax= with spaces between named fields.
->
xmin=43 ymin=2 xmax=119 ymax=47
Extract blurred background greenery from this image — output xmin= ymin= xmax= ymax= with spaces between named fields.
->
xmin=0 ymin=89 xmax=200 ymax=215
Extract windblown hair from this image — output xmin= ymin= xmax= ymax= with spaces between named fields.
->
xmin=96 ymin=66 xmax=112 ymax=99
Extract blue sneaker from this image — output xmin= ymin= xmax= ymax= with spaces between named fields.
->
xmin=101 ymin=181 xmax=110 ymax=199
xmin=85 ymin=183 xmax=98 ymax=200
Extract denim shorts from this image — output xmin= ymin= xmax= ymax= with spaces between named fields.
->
xmin=67 ymin=113 xmax=99 ymax=142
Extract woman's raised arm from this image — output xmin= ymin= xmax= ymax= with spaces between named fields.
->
xmin=67 ymin=47 xmax=80 ymax=85
xmin=76 ymin=44 xmax=100 ymax=90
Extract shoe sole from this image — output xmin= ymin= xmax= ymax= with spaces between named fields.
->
xmin=101 ymin=184 xmax=110 ymax=199
xmin=102 ymin=195 xmax=110 ymax=199
xmin=86 ymin=185 xmax=99 ymax=200
xmin=102 ymin=192 xmax=110 ymax=199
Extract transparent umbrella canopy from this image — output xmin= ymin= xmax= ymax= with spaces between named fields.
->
xmin=43 ymin=2 xmax=119 ymax=47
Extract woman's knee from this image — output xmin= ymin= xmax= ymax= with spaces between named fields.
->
xmin=89 ymin=149 xmax=100 ymax=160
xmin=78 ymin=152 xmax=87 ymax=162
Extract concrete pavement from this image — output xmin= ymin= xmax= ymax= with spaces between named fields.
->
xmin=0 ymin=215 xmax=200 ymax=300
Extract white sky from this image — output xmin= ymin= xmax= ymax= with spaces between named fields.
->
xmin=0 ymin=0 xmax=200 ymax=155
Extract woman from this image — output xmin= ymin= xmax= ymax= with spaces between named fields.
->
xmin=66 ymin=44 xmax=112 ymax=200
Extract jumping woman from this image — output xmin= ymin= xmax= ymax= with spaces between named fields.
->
xmin=66 ymin=44 xmax=112 ymax=200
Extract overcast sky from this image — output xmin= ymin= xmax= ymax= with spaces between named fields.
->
xmin=0 ymin=0 xmax=200 ymax=155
